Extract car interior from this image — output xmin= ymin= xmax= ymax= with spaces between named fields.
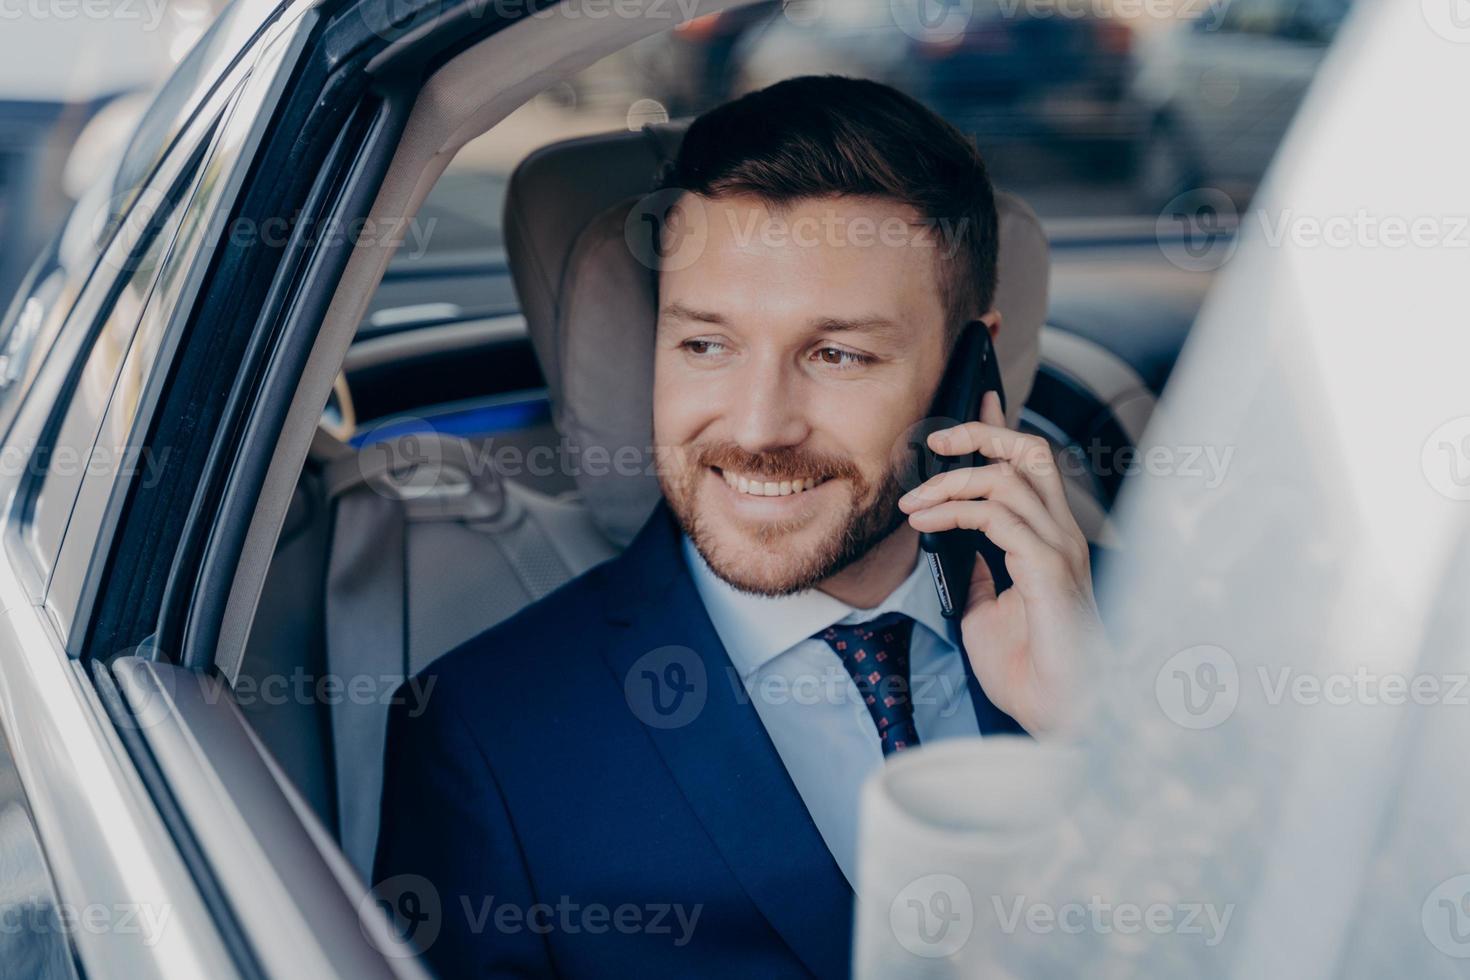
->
xmin=217 ymin=2 xmax=1203 ymax=885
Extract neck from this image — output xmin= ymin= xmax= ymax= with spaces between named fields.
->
xmin=817 ymin=525 xmax=920 ymax=609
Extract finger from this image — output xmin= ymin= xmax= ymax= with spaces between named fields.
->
xmin=899 ymin=462 xmax=1072 ymax=554
xmin=979 ymin=389 xmax=1004 ymax=428
xmin=927 ymin=423 xmax=1076 ymax=531
xmin=907 ymin=499 xmax=1075 ymax=587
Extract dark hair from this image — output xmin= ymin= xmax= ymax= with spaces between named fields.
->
xmin=659 ymin=75 xmax=999 ymax=336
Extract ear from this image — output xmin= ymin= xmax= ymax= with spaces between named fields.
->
xmin=980 ymin=309 xmax=1002 ymax=341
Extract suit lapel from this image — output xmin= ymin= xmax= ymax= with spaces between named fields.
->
xmin=594 ymin=503 xmax=853 ymax=979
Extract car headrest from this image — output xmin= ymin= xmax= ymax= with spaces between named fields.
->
xmin=505 ymin=123 xmax=1048 ymax=547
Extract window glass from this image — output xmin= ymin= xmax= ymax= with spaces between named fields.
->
xmin=23 ymin=164 xmax=199 ymax=583
xmin=410 ymin=0 xmax=1354 ymax=260
xmin=98 ymin=0 xmax=250 ymax=249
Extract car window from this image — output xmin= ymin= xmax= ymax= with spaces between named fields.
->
xmin=406 ymin=0 xmax=1352 ymax=280
xmin=22 ymin=168 xmax=203 ymax=589
xmin=0 ymin=10 xmax=248 ymax=454
xmin=98 ymin=0 xmax=251 ymax=250
xmin=0 ymin=724 xmax=81 ymax=980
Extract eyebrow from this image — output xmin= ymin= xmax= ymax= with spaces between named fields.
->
xmin=658 ymin=303 xmax=905 ymax=338
xmin=658 ymin=302 xmax=727 ymax=326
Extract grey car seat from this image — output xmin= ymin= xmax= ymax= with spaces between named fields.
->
xmin=244 ymin=123 xmax=1056 ymax=879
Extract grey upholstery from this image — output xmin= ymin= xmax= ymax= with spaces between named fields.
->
xmin=504 ymin=123 xmax=1050 ymax=545
xmin=236 ymin=463 xmax=337 ymax=827
xmin=319 ymin=431 xmax=613 ymax=874
xmin=241 ymin=427 xmax=615 ymax=875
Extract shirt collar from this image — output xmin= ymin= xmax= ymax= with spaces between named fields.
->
xmin=682 ymin=534 xmax=954 ymax=681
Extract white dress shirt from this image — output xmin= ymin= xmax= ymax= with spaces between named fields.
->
xmin=682 ymin=535 xmax=981 ymax=886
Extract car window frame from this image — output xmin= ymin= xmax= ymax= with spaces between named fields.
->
xmin=42 ymin=91 xmax=248 ymax=643
xmin=41 ymin=9 xmax=319 ymax=654
xmin=0 ymin=100 xmax=233 ymax=612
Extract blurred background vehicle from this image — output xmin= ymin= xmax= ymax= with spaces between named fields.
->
xmin=0 ymin=0 xmax=220 ymax=307
xmin=737 ymin=0 xmax=1142 ymax=179
xmin=408 ymin=0 xmax=1355 ymax=279
xmin=626 ymin=1 xmax=783 ymax=116
xmin=1131 ymin=0 xmax=1354 ymax=206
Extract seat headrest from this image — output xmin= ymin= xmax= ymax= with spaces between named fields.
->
xmin=505 ymin=124 xmax=1048 ymax=547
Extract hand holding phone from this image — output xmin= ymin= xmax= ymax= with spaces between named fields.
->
xmin=899 ymin=322 xmax=1106 ymax=735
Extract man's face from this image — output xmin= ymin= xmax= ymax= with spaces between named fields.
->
xmin=654 ymin=193 xmax=951 ymax=595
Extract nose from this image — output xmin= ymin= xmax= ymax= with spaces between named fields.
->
xmin=726 ymin=350 xmax=811 ymax=453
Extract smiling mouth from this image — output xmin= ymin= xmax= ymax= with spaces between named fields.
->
xmin=714 ymin=467 xmax=831 ymax=497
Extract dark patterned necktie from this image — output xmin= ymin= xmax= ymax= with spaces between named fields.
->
xmin=815 ymin=612 xmax=921 ymax=756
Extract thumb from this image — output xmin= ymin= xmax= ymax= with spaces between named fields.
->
xmin=979 ymin=389 xmax=1005 ymax=428
xmin=965 ymin=549 xmax=998 ymax=614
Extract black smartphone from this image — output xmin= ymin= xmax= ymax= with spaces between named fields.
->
xmin=914 ymin=320 xmax=1009 ymax=618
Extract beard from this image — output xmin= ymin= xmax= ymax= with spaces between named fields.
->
xmin=657 ymin=440 xmax=909 ymax=596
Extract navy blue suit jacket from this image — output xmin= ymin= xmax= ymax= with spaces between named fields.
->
xmin=374 ymin=501 xmax=1022 ymax=979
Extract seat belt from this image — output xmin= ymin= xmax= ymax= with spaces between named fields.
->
xmin=320 ymin=430 xmax=595 ymax=878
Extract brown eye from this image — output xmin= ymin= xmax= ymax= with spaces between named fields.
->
xmin=814 ymin=347 xmax=870 ymax=368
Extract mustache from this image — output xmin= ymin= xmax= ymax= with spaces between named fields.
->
xmin=692 ymin=443 xmax=862 ymax=484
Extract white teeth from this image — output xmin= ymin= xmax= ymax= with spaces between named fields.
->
xmin=718 ymin=469 xmax=828 ymax=497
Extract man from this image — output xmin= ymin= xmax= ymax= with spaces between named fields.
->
xmin=374 ymin=75 xmax=1104 ymax=978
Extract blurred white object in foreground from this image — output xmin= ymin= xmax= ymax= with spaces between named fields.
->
xmin=854 ymin=739 xmax=1087 ymax=979
xmin=854 ymin=0 xmax=1470 ymax=975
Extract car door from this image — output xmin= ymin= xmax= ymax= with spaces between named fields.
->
xmin=4 ymin=0 xmax=529 ymax=973
xmin=0 ymin=1 xmax=362 ymax=977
